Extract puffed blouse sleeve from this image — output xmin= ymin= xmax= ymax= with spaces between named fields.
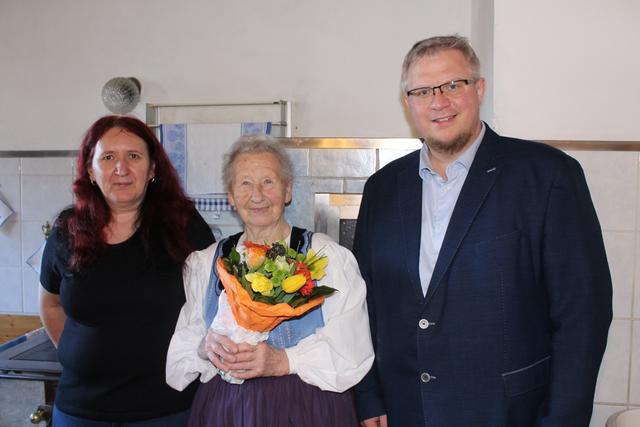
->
xmin=166 ymin=242 xmax=220 ymax=391
xmin=285 ymin=232 xmax=374 ymax=392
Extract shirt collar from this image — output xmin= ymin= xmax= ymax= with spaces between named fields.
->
xmin=419 ymin=122 xmax=486 ymax=179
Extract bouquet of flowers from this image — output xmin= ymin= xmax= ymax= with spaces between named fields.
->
xmin=210 ymin=240 xmax=336 ymax=383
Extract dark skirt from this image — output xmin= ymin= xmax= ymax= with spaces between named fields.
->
xmin=188 ymin=375 xmax=359 ymax=427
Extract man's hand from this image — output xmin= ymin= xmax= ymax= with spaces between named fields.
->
xmin=361 ymin=415 xmax=388 ymax=427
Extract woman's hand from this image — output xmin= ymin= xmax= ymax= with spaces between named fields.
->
xmin=198 ymin=330 xmax=238 ymax=368
xmin=39 ymin=286 xmax=66 ymax=347
xmin=224 ymin=341 xmax=289 ymax=379
xmin=199 ymin=331 xmax=289 ymax=379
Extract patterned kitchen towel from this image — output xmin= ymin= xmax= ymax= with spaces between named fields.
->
xmin=191 ymin=193 xmax=234 ymax=212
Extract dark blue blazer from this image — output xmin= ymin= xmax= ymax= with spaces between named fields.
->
xmin=353 ymin=126 xmax=612 ymax=427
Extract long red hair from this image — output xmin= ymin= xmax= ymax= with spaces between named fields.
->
xmin=60 ymin=115 xmax=197 ymax=270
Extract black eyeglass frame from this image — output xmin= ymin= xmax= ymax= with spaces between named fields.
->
xmin=406 ymin=79 xmax=477 ymax=98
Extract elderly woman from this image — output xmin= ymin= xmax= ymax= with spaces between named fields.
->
xmin=39 ymin=115 xmax=215 ymax=426
xmin=166 ymin=136 xmax=374 ymax=427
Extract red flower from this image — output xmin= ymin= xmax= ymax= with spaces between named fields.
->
xmin=299 ymin=281 xmax=314 ymax=296
xmin=295 ymin=261 xmax=315 ymax=296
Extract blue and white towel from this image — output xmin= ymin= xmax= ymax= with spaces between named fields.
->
xmin=160 ymin=122 xmax=271 ymax=204
xmin=191 ymin=193 xmax=234 ymax=212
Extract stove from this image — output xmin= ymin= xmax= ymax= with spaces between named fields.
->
xmin=313 ymin=193 xmax=362 ymax=250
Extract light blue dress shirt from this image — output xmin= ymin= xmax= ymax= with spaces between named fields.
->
xmin=418 ymin=124 xmax=485 ymax=296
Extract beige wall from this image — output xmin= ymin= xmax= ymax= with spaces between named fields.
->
xmin=493 ymin=0 xmax=639 ymax=140
xmin=0 ymin=0 xmax=475 ymax=150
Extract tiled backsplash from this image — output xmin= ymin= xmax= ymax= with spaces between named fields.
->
xmin=0 ymin=157 xmax=74 ymax=314
xmin=1 ymin=145 xmax=639 ymax=425
xmin=564 ymin=149 xmax=640 ymax=425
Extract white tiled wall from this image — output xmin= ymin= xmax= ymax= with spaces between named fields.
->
xmin=0 ymin=156 xmax=74 ymax=314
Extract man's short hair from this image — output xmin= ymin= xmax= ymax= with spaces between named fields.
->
xmin=401 ymin=34 xmax=481 ymax=92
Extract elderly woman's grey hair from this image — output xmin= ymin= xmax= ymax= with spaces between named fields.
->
xmin=400 ymin=34 xmax=481 ymax=93
xmin=222 ymin=135 xmax=294 ymax=191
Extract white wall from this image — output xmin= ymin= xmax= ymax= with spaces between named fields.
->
xmin=0 ymin=0 xmax=474 ymax=150
xmin=493 ymin=0 xmax=640 ymax=140
xmin=471 ymin=0 xmax=494 ymax=124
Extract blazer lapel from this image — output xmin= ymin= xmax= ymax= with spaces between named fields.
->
xmin=397 ymin=152 xmax=425 ymax=300
xmin=425 ymin=128 xmax=502 ymax=303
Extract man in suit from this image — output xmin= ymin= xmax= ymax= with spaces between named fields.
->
xmin=353 ymin=35 xmax=612 ymax=427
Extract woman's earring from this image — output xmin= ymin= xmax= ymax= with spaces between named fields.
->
xmin=150 ymin=177 xmax=155 ymax=183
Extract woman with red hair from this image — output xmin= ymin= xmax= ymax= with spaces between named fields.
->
xmin=39 ymin=115 xmax=215 ymax=426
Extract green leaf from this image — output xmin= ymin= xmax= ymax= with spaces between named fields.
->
xmin=263 ymin=259 xmax=277 ymax=272
xmin=311 ymin=286 xmax=337 ymax=297
xmin=281 ymin=293 xmax=295 ymax=303
xmin=286 ymin=286 xmax=338 ymax=308
xmin=253 ymin=294 xmax=273 ymax=304
xmin=244 ymin=284 xmax=256 ymax=299
xmin=271 ymin=269 xmax=287 ymax=284
xmin=230 ymin=247 xmax=240 ymax=265
xmin=289 ymin=295 xmax=307 ymax=308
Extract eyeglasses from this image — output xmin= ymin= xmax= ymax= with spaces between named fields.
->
xmin=406 ymin=79 xmax=477 ymax=103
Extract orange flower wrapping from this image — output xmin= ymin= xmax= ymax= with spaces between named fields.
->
xmin=216 ymin=258 xmax=325 ymax=332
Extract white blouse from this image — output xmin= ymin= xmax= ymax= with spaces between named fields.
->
xmin=166 ymin=231 xmax=374 ymax=393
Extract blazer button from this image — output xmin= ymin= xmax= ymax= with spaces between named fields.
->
xmin=420 ymin=372 xmax=435 ymax=383
xmin=418 ymin=319 xmax=430 ymax=329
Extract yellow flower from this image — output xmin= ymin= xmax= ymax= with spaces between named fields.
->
xmin=282 ymin=274 xmax=307 ymax=293
xmin=306 ymin=249 xmax=328 ymax=280
xmin=245 ymin=272 xmax=274 ymax=296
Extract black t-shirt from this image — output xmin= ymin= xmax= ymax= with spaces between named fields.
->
xmin=40 ymin=210 xmax=215 ymax=422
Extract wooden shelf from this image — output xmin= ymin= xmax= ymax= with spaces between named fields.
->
xmin=0 ymin=315 xmax=42 ymax=344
